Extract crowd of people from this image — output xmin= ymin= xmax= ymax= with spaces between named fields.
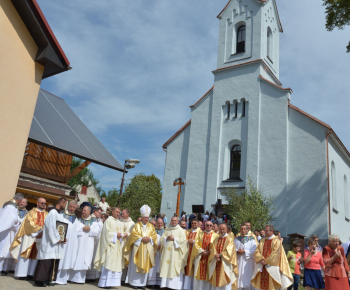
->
xmin=1 ymin=193 xmax=350 ymax=290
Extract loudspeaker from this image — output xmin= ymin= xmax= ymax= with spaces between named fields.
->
xmin=217 ymin=199 xmax=222 ymax=206
xmin=192 ymin=205 xmax=204 ymax=213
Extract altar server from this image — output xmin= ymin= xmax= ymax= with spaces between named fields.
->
xmin=120 ymin=208 xmax=135 ymax=281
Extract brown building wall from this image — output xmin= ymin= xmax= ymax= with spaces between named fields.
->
xmin=0 ymin=0 xmax=44 ymax=205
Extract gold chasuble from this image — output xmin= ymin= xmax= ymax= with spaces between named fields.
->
xmin=124 ymin=222 xmax=158 ymax=273
xmin=159 ymin=225 xmax=188 ymax=279
xmin=251 ymin=236 xmax=293 ymax=290
xmin=192 ymin=230 xmax=219 ymax=281
xmin=209 ymin=234 xmax=238 ymax=289
xmin=94 ymin=216 xmax=124 ymax=272
xmin=10 ymin=208 xmax=47 ymax=260
xmin=184 ymin=227 xmax=201 ymax=277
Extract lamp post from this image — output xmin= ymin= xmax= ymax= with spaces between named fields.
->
xmin=119 ymin=159 xmax=140 ymax=197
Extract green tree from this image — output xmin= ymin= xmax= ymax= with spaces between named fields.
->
xmin=67 ymin=158 xmax=102 ymax=195
xmin=106 ymin=173 xmax=162 ymax=221
xmin=221 ymin=178 xmax=275 ymax=233
xmin=323 ymin=0 xmax=350 ymax=52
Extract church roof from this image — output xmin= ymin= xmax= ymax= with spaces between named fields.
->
xmin=190 ymin=86 xmax=214 ymax=108
xmin=28 ymin=89 xmax=124 ymax=172
xmin=217 ymin=0 xmax=283 ymax=32
xmin=162 ymin=120 xmax=191 ymax=150
xmin=259 ymin=75 xmax=292 ymax=92
xmin=288 ymin=103 xmax=350 ymax=160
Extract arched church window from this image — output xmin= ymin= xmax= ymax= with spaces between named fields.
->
xmin=236 ymin=25 xmax=246 ymax=53
xmin=230 ymin=145 xmax=241 ymax=180
xmin=345 ymin=175 xmax=348 ymax=219
xmin=233 ymin=100 xmax=238 ymax=118
xmin=241 ymin=99 xmax=246 ymax=117
xmin=267 ymin=27 xmax=272 ymax=62
xmin=226 ymin=101 xmax=230 ymax=119
xmin=331 ymin=161 xmax=337 ymax=212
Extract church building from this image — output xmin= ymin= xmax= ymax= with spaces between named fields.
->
xmin=161 ymin=0 xmax=350 ymax=241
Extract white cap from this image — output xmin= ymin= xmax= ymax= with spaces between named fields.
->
xmin=140 ymin=205 xmax=151 ymax=217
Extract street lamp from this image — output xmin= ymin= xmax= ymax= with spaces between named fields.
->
xmin=119 ymin=159 xmax=140 ymax=196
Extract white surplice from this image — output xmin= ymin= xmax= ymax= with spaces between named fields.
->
xmin=120 ymin=217 xmax=135 ymax=282
xmin=14 ymin=229 xmax=42 ymax=277
xmin=55 ymin=217 xmax=79 ymax=284
xmin=147 ymin=234 xmax=161 ymax=286
xmin=125 ymin=223 xmax=154 ymax=287
xmin=36 ymin=209 xmax=66 ymax=260
xmin=234 ymin=236 xmax=257 ymax=290
xmin=0 ymin=202 xmax=21 ymax=271
xmin=68 ymin=219 xmax=101 ymax=283
xmin=97 ymin=232 xmax=123 ymax=288
xmin=87 ymin=220 xmax=103 ymax=280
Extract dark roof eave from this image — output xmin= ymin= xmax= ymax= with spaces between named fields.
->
xmin=28 ymin=137 xmax=125 ymax=172
xmin=11 ymin=0 xmax=70 ymax=78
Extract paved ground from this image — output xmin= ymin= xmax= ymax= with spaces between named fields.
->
xmin=0 ymin=273 xmax=153 ymax=289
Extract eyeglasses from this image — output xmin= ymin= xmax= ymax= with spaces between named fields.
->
xmin=39 ymin=202 xmax=46 ymax=205
xmin=206 ymin=224 xmax=213 ymax=227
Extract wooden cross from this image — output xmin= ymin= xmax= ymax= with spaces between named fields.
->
xmin=173 ymin=178 xmax=185 ymax=218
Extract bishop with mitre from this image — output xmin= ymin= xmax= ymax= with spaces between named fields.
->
xmin=159 ymin=216 xmax=188 ymax=289
xmin=183 ymin=218 xmax=201 ymax=290
xmin=251 ymin=224 xmax=293 ymax=290
xmin=10 ymin=197 xmax=48 ymax=280
xmin=125 ymin=205 xmax=158 ymax=289
xmin=208 ymin=223 xmax=238 ymax=290
xmin=94 ymin=207 xmax=125 ymax=288
xmin=192 ymin=221 xmax=219 ymax=290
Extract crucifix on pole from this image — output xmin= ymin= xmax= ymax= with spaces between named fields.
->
xmin=173 ymin=178 xmax=186 ymax=218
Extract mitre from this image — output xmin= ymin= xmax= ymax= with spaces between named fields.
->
xmin=140 ymin=205 xmax=151 ymax=217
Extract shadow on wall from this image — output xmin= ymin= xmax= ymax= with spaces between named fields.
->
xmin=272 ymin=168 xmax=328 ymax=240
xmin=179 ymin=125 xmax=191 ymax=212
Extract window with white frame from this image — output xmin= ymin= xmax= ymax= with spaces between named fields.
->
xmin=345 ymin=175 xmax=348 ymax=220
xmin=267 ymin=27 xmax=272 ymax=62
xmin=331 ymin=161 xmax=337 ymax=212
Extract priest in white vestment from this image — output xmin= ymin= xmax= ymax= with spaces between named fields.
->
xmin=0 ymin=193 xmax=23 ymax=275
xmin=34 ymin=197 xmax=67 ymax=287
xmin=55 ymin=200 xmax=79 ymax=285
xmin=68 ymin=205 xmax=101 ymax=284
xmin=147 ymin=218 xmax=163 ymax=287
xmin=208 ymin=223 xmax=238 ymax=290
xmin=125 ymin=205 xmax=158 ymax=290
xmin=120 ymin=208 xmax=135 ymax=282
xmin=235 ymin=224 xmax=257 ymax=290
xmin=10 ymin=198 xmax=47 ymax=280
xmin=159 ymin=216 xmax=188 ymax=290
xmin=87 ymin=207 xmax=103 ymax=281
xmin=94 ymin=207 xmax=125 ymax=288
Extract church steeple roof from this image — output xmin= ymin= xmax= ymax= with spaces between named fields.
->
xmin=217 ymin=0 xmax=283 ymax=32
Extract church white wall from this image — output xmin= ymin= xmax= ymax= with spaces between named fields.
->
xmin=208 ymin=65 xmax=261 ymax=209
xmin=161 ymin=124 xmax=190 ymax=219
xmin=217 ymin=0 xmax=262 ymax=70
xmin=217 ymin=0 xmax=280 ymax=78
xmin=287 ymin=108 xmax=328 ymax=239
xmin=257 ymin=81 xmax=289 ymax=234
xmin=183 ymin=91 xmax=213 ymax=214
xmin=328 ymin=138 xmax=350 ymax=241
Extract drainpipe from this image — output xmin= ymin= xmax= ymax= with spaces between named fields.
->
xmin=326 ymin=130 xmax=332 ymax=234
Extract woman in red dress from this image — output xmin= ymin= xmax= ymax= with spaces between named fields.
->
xmin=322 ymin=234 xmax=350 ymax=290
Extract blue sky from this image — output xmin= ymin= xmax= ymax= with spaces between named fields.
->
xmin=36 ymin=0 xmax=350 ymax=193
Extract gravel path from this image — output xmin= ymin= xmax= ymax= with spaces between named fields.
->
xmin=0 ymin=273 xmax=152 ymax=289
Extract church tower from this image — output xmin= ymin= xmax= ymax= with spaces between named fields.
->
xmin=216 ymin=0 xmax=282 ymax=79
